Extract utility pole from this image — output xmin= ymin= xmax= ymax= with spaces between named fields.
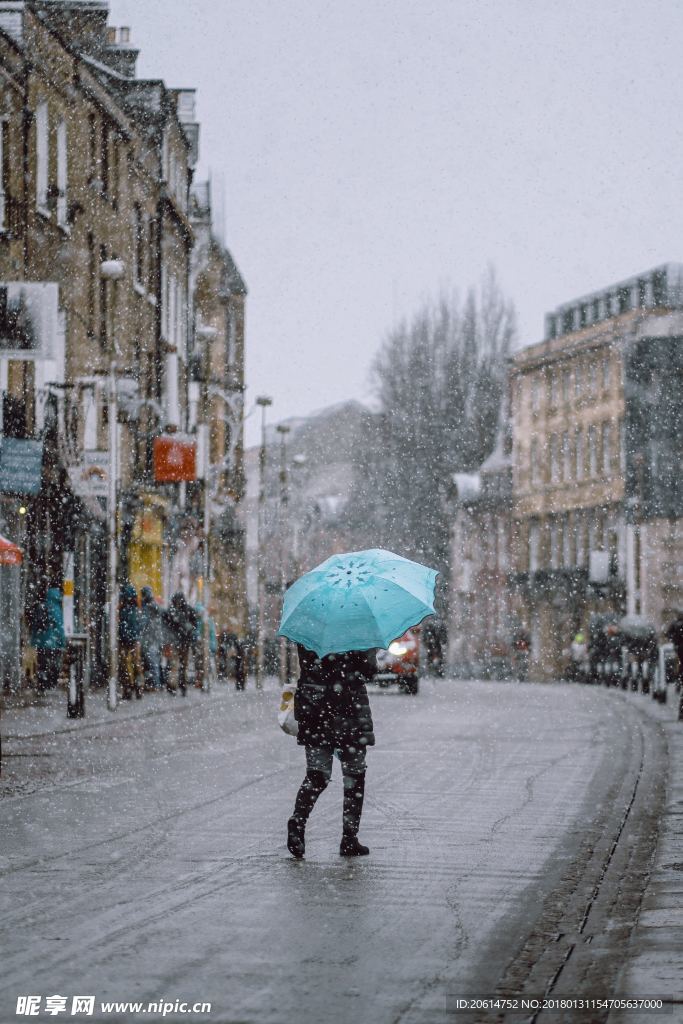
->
xmin=100 ymin=259 xmax=126 ymax=712
xmin=196 ymin=324 xmax=218 ymax=691
xmin=276 ymin=423 xmax=290 ymax=687
xmin=255 ymin=395 xmax=272 ymax=689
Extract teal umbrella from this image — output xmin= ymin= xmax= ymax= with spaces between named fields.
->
xmin=278 ymin=548 xmax=438 ymax=658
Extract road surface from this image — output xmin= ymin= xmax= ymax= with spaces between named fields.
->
xmin=0 ymin=679 xmax=664 ymax=1023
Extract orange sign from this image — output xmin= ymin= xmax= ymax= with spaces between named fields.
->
xmin=0 ymin=534 xmax=22 ymax=565
xmin=153 ymin=435 xmax=197 ymax=483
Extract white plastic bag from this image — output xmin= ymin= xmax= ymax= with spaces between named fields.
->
xmin=278 ymin=686 xmax=298 ymax=737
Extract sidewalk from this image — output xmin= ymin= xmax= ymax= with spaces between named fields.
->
xmin=1 ymin=675 xmax=281 ymax=741
xmin=609 ymin=685 xmax=683 ymax=1020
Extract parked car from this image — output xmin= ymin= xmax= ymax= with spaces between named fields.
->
xmin=373 ymin=628 xmax=420 ymax=694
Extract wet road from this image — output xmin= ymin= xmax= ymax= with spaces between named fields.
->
xmin=0 ymin=680 xmax=663 ymax=1023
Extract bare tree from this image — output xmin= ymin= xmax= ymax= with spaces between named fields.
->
xmin=349 ymin=267 xmax=516 ymax=576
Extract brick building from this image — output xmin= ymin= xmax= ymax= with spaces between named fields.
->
xmin=0 ymin=1 xmax=247 ymax=688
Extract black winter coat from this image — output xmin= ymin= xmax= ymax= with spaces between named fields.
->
xmin=294 ymin=645 xmax=376 ymax=749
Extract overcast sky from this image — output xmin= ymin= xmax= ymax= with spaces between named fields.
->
xmin=111 ymin=0 xmax=683 ymax=443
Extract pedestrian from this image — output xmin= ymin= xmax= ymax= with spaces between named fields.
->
xmin=220 ymin=631 xmax=246 ymax=690
xmin=287 ymin=644 xmax=376 ymax=859
xmin=30 ymin=586 xmax=66 ymax=693
xmin=118 ymin=583 xmax=142 ymax=700
xmin=164 ymin=591 xmax=196 ymax=696
xmin=192 ymin=605 xmax=217 ymax=688
xmin=139 ymin=586 xmax=163 ymax=690
xmin=665 ymin=610 xmax=683 ymax=720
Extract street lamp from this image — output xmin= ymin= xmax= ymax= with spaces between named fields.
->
xmin=100 ymin=258 xmax=125 ymax=712
xmin=196 ymin=323 xmax=218 ymax=691
xmin=276 ymin=424 xmax=291 ymax=687
xmin=255 ymin=395 xmax=273 ymax=690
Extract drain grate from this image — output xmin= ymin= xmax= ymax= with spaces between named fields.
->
xmin=662 ymin=862 xmax=683 ymax=871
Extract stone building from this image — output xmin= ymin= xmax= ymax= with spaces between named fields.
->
xmin=448 ymin=404 xmax=516 ymax=676
xmin=188 ymin=180 xmax=247 ymax=636
xmin=510 ymin=264 xmax=683 ymax=678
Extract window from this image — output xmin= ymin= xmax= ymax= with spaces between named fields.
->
xmin=562 ymin=431 xmax=571 ymax=481
xmin=550 ymin=434 xmax=560 ymax=483
xmin=99 ymin=244 xmax=108 ymax=349
xmin=602 ymin=355 xmax=610 ymax=391
xmin=110 ymin=136 xmax=119 ymax=208
xmin=588 ymin=426 xmax=598 ymax=476
xmin=89 ymin=113 xmax=98 ymax=179
xmin=618 ymin=418 xmax=626 ymax=474
xmin=134 ymin=204 xmax=145 ymax=285
xmin=575 ymin=514 xmax=587 ymax=567
xmin=574 ymin=427 xmax=583 ymax=480
xmin=529 ymin=520 xmax=540 ymax=572
xmin=586 ymin=361 xmax=598 ymax=400
xmin=549 ymin=371 xmax=559 ymax=407
xmin=147 ymin=218 xmax=157 ymax=291
xmin=87 ymin=233 xmax=96 ymax=338
xmin=531 ymin=376 xmax=540 ymax=412
xmin=56 ymin=118 xmax=67 ymax=226
xmin=100 ymin=121 xmax=109 ymax=196
xmin=226 ymin=306 xmax=237 ymax=371
xmin=574 ymin=364 xmax=582 ymax=399
xmin=530 ymin=437 xmax=540 ymax=486
xmin=0 ymin=120 xmax=7 ymax=230
xmin=602 ymin=422 xmax=611 ymax=474
xmin=550 ymin=519 xmax=560 ymax=569
xmin=562 ymin=368 xmax=570 ymax=403
xmin=562 ymin=514 xmax=572 ymax=567
xmin=36 ymin=101 xmax=49 ymax=211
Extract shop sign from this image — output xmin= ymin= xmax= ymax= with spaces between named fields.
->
xmin=68 ymin=450 xmax=109 ymax=500
xmin=0 ymin=438 xmax=43 ymax=495
xmin=153 ymin=434 xmax=196 ymax=483
xmin=0 ymin=534 xmax=22 ymax=565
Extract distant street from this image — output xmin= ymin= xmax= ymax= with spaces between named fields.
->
xmin=0 ymin=680 xmax=665 ymax=1024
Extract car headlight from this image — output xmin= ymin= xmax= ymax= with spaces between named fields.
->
xmin=388 ymin=642 xmax=408 ymax=656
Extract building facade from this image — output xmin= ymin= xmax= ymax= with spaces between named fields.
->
xmin=510 ymin=265 xmax=683 ymax=678
xmin=0 ymin=0 xmax=247 ymax=689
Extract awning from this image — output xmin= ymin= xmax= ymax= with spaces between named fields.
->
xmin=0 ymin=534 xmax=23 ymax=566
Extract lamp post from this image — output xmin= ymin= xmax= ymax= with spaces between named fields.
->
xmin=276 ymin=424 xmax=290 ymax=687
xmin=255 ymin=395 xmax=273 ymax=690
xmin=196 ymin=323 xmax=218 ymax=691
xmin=100 ymin=258 xmax=125 ymax=712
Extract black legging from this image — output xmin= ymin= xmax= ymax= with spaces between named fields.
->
xmin=292 ymin=744 xmax=367 ymax=837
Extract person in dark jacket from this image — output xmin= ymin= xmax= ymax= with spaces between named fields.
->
xmin=164 ymin=591 xmax=197 ymax=696
xmin=665 ymin=612 xmax=683 ymax=720
xmin=118 ymin=583 xmax=142 ymax=700
xmin=139 ymin=587 xmax=163 ymax=690
xmin=30 ymin=587 xmax=66 ymax=692
xmin=287 ymin=644 xmax=376 ymax=859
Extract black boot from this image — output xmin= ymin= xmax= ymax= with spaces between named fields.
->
xmin=287 ymin=770 xmax=328 ymax=858
xmin=287 ymin=817 xmax=305 ymax=859
xmin=340 ymin=770 xmax=369 ymax=856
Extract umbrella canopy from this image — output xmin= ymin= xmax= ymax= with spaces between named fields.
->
xmin=278 ymin=548 xmax=438 ymax=658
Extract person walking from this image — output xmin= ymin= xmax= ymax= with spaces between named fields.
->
xmin=118 ymin=583 xmax=142 ymax=700
xmin=30 ymin=586 xmax=66 ymax=693
xmin=165 ymin=591 xmax=196 ymax=696
xmin=139 ymin=586 xmax=163 ymax=691
xmin=287 ymin=644 xmax=376 ymax=859
xmin=665 ymin=611 xmax=683 ymax=721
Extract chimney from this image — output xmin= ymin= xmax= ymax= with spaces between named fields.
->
xmin=107 ymin=26 xmax=116 ymax=45
xmin=119 ymin=26 xmax=131 ymax=44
